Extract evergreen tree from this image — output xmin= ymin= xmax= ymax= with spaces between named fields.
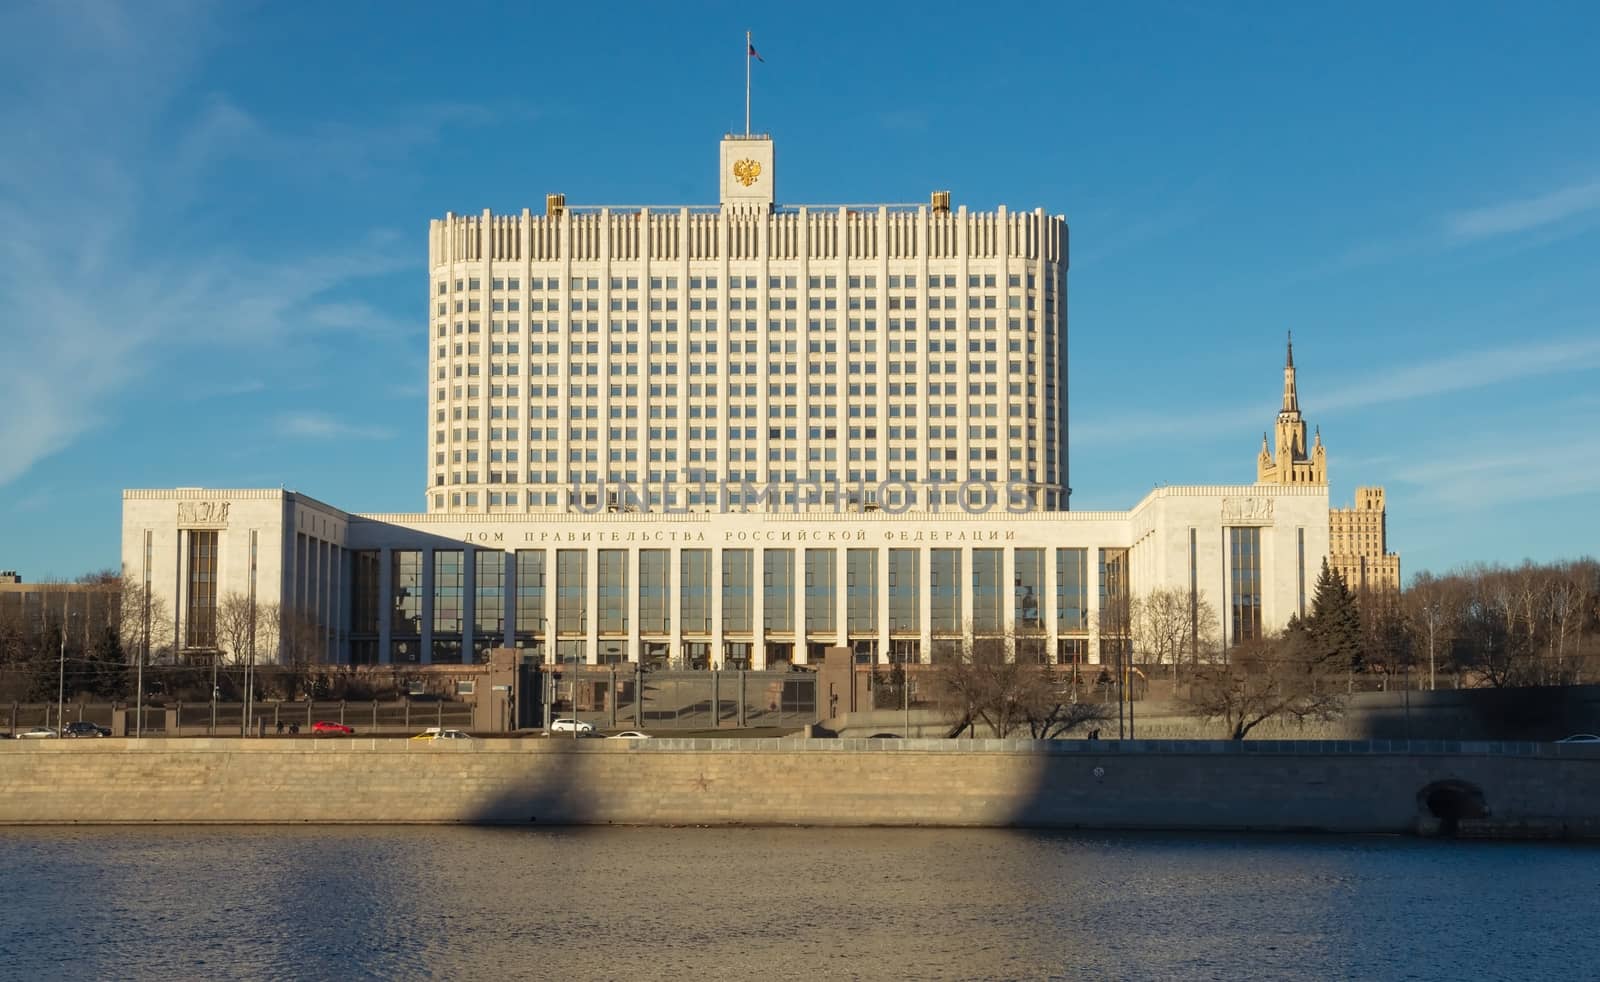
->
xmin=1307 ymin=559 xmax=1363 ymax=672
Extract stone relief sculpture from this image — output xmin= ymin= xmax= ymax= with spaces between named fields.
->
xmin=1220 ymin=497 xmax=1273 ymax=524
xmin=177 ymin=501 xmax=230 ymax=525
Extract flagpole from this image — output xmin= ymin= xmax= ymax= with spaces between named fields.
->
xmin=745 ymin=30 xmax=751 ymax=136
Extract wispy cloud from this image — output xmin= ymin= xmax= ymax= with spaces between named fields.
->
xmin=274 ymin=412 xmax=392 ymax=442
xmin=1318 ymin=334 xmax=1600 ymax=412
xmin=1391 ymin=432 xmax=1600 ymax=511
xmin=1073 ymin=333 xmax=1600 ymax=448
xmin=1292 ymin=174 xmax=1600 ymax=284
xmin=1445 ymin=178 xmax=1600 ymax=241
xmin=0 ymin=2 xmax=471 ymax=488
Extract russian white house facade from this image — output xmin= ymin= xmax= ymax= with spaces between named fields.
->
xmin=119 ymin=133 xmax=1341 ymax=669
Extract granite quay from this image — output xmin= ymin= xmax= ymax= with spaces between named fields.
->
xmin=2 ymin=739 xmax=1598 ymax=838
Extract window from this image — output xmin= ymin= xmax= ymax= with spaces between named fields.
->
xmin=351 ymin=551 xmax=380 ymax=635
xmin=972 ymin=549 xmax=1002 ymax=634
xmin=474 ymin=550 xmax=505 ymax=644
xmin=681 ymin=550 xmax=712 ymax=633
xmin=804 ymin=549 xmax=836 ymax=635
xmin=515 ymin=550 xmax=546 ymax=639
xmin=763 ymin=549 xmax=794 ymax=633
xmin=846 ymin=549 xmax=878 ymax=634
xmin=598 ymin=550 xmax=628 ymax=634
xmin=391 ymin=551 xmax=423 ymax=638
xmin=1099 ymin=547 xmax=1130 ymax=649
xmin=930 ymin=549 xmax=960 ymax=635
xmin=433 ymin=550 xmax=464 ymax=636
xmin=1230 ymin=528 xmax=1262 ymax=643
xmin=887 ymin=549 xmax=919 ymax=634
xmin=186 ymin=530 xmax=218 ymax=649
xmin=639 ymin=549 xmax=670 ymax=634
xmin=1014 ymin=548 xmax=1044 ymax=632
xmin=556 ymin=550 xmax=586 ymax=635
xmin=1056 ymin=548 xmax=1087 ymax=632
xmin=723 ymin=550 xmax=753 ymax=633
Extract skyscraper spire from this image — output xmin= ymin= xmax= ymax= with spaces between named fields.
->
xmin=1257 ymin=331 xmax=1325 ymax=486
xmin=1281 ymin=330 xmax=1299 ymax=413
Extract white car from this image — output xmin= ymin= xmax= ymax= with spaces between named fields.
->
xmin=610 ymin=731 xmax=652 ymax=740
xmin=17 ymin=726 xmax=58 ymax=739
xmin=1556 ymin=734 xmax=1600 ymax=744
xmin=549 ymin=718 xmax=594 ymax=733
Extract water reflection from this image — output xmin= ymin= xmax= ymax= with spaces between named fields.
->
xmin=0 ymin=827 xmax=1594 ymax=981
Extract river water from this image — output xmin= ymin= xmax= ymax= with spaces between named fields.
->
xmin=0 ymin=826 xmax=1595 ymax=981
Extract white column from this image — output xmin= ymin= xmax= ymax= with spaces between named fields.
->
xmin=751 ymin=547 xmax=766 ymax=670
xmin=876 ymin=545 xmax=890 ymax=664
xmin=668 ymin=546 xmax=682 ymax=668
xmin=918 ymin=546 xmax=932 ymax=664
xmin=1002 ymin=544 xmax=1016 ymax=662
xmin=584 ymin=548 xmax=598 ymax=664
xmin=710 ymin=547 xmax=724 ymax=669
xmin=794 ymin=548 xmax=810 ymax=666
xmin=959 ymin=546 xmax=974 ymax=655
xmin=834 ymin=545 xmax=849 ymax=654
xmin=1044 ymin=545 xmax=1059 ymax=665
xmin=540 ymin=549 xmax=555 ymax=665
xmin=626 ymin=547 xmax=641 ymax=665
xmin=1087 ymin=548 xmax=1102 ymax=666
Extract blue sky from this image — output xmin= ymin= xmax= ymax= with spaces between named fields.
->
xmin=2 ymin=0 xmax=1598 ymax=581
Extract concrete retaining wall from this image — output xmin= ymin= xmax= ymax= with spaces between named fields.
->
xmin=2 ymin=739 xmax=1598 ymax=836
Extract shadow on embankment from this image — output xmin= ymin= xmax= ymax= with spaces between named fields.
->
xmin=463 ymin=739 xmax=605 ymax=828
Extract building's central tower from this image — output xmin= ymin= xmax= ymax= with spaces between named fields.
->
xmin=425 ymin=134 xmax=1070 ymax=516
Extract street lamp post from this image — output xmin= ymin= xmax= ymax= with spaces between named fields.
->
xmin=57 ymin=623 xmax=66 ymax=733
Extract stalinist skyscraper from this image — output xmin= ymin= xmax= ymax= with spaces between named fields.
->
xmin=1254 ymin=334 xmax=1400 ymax=597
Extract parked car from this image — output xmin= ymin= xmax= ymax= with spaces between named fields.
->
xmin=548 ymin=718 xmax=594 ymax=734
xmin=610 ymin=731 xmax=652 ymax=740
xmin=1556 ymin=734 xmax=1600 ymax=743
xmin=17 ymin=726 xmax=58 ymax=739
xmin=311 ymin=720 xmax=355 ymax=735
xmin=411 ymin=728 xmax=474 ymax=740
xmin=62 ymin=721 xmax=112 ymax=738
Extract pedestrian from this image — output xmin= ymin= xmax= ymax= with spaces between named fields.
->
xmin=1087 ymin=728 xmax=1100 ymax=741
xmin=276 ymin=719 xmax=284 ymax=736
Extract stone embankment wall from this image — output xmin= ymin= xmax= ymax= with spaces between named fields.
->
xmin=2 ymin=739 xmax=1597 ymax=836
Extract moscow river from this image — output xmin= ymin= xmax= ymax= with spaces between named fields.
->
xmin=0 ymin=826 xmax=1596 ymax=981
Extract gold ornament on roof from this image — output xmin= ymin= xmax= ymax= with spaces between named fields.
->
xmin=733 ymin=159 xmax=761 ymax=187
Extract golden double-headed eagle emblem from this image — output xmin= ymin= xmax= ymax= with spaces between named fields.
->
xmin=733 ymin=159 xmax=761 ymax=187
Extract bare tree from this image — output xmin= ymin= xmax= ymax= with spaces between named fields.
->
xmin=1403 ymin=571 xmax=1457 ymax=690
xmin=1180 ymin=631 xmax=1347 ymax=740
xmin=117 ymin=580 xmax=173 ymax=664
xmin=933 ymin=627 xmax=1114 ymax=739
xmin=214 ymin=592 xmax=263 ymax=666
xmin=1133 ymin=587 xmax=1221 ymax=679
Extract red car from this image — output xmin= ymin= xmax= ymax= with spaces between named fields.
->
xmin=311 ymin=720 xmax=354 ymax=735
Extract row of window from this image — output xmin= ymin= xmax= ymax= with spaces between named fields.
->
xmin=438 ymin=273 xmax=1051 ymax=294
xmin=354 ymin=547 xmax=1114 ymax=643
xmin=434 ymin=316 xmax=1055 ymax=336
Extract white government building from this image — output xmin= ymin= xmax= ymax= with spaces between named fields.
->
xmin=121 ymin=134 xmax=1335 ymax=670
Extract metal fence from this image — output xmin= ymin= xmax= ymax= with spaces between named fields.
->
xmin=4 ymin=700 xmax=474 ymax=737
xmin=545 ymin=668 xmax=817 ymax=732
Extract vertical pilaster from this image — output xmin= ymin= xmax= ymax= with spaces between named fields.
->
xmin=751 ymin=547 xmax=766 ymax=670
xmin=420 ymin=549 xmax=435 ymax=665
xmin=585 ymin=547 xmax=598 ymax=665
xmin=377 ymin=548 xmax=393 ymax=665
